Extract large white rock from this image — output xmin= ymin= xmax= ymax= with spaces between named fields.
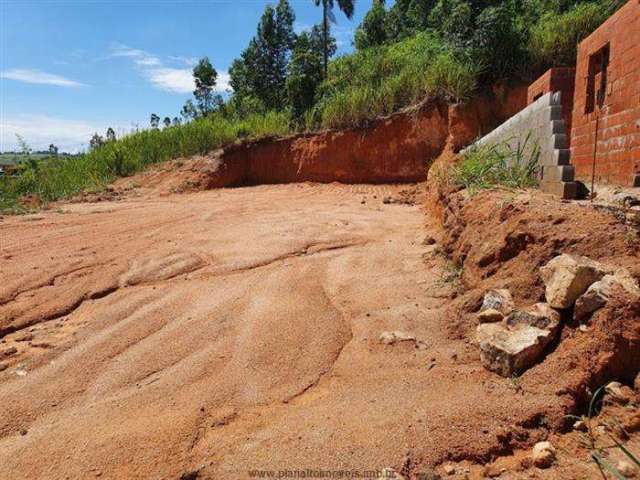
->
xmin=574 ymin=268 xmax=640 ymax=321
xmin=480 ymin=289 xmax=515 ymax=315
xmin=477 ymin=303 xmax=561 ymax=377
xmin=540 ymin=254 xmax=609 ymax=309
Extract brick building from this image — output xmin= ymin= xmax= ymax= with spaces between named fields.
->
xmin=570 ymin=0 xmax=640 ymax=187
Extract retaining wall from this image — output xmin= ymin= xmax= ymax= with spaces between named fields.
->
xmin=464 ymin=92 xmax=577 ymax=199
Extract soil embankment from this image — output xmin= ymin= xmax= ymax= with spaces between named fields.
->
xmin=107 ymin=86 xmax=526 ymax=196
xmin=212 ymin=86 xmax=526 ymax=187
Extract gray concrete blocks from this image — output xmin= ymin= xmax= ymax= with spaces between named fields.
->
xmin=463 ymin=91 xmax=577 ymax=199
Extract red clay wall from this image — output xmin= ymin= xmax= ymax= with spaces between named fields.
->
xmin=210 ymin=85 xmax=528 ymax=187
xmin=528 ymin=67 xmax=576 ymax=137
xmin=571 ymin=0 xmax=640 ymax=186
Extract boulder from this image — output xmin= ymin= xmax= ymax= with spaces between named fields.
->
xmin=477 ymin=303 xmax=560 ymax=377
xmin=477 ymin=308 xmax=504 ymax=323
xmin=505 ymin=303 xmax=561 ymax=331
xmin=540 ymin=254 xmax=609 ymax=308
xmin=531 ymin=441 xmax=556 ymax=468
xmin=575 ymin=269 xmax=640 ymax=321
xmin=480 ymin=289 xmax=515 ymax=315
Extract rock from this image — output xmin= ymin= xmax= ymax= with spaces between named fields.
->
xmin=573 ymin=420 xmax=587 ymax=432
xmin=379 ymin=331 xmax=416 ymax=345
xmin=635 ymin=372 xmax=640 ymax=397
xmin=505 ymin=303 xmax=561 ymax=331
xmin=422 ymin=235 xmax=437 ymax=246
xmin=477 ymin=303 xmax=561 ymax=377
xmin=540 ymin=254 xmax=609 ymax=308
xmin=442 ymin=464 xmax=455 ymax=475
xmin=0 ymin=363 xmax=7 ymax=372
xmin=480 ymin=289 xmax=515 ymax=315
xmin=482 ymin=464 xmax=504 ymax=478
xmin=575 ymin=269 xmax=640 ymax=321
xmin=605 ymin=381 xmax=634 ymax=405
xmin=617 ymin=460 xmax=637 ymax=478
xmin=531 ymin=441 xmax=556 ymax=468
xmin=477 ymin=308 xmax=504 ymax=323
xmin=613 ymin=192 xmax=640 ymax=208
xmin=2 ymin=347 xmax=17 ymax=357
xmin=624 ymin=411 xmax=640 ymax=433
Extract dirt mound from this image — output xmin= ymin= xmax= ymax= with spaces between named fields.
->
xmin=425 ymin=173 xmax=640 ymax=421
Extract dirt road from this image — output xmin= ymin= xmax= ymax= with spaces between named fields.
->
xmin=0 ymin=184 xmax=596 ymax=479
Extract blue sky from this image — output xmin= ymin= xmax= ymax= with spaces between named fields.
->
xmin=1 ymin=0 xmax=372 ymax=152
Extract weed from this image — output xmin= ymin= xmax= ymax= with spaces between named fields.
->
xmin=567 ymin=385 xmax=640 ymax=479
xmin=448 ymin=132 xmax=541 ymax=195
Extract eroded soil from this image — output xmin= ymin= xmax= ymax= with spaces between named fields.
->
xmin=0 ymin=183 xmax=637 ymax=479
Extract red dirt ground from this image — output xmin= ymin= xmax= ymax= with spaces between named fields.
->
xmin=1 ymin=178 xmax=638 ymax=479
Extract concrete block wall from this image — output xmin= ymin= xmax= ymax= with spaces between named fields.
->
xmin=463 ymin=92 xmax=577 ymax=199
xmin=527 ymin=67 xmax=576 ymax=138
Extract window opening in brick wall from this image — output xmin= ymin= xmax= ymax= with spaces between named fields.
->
xmin=585 ymin=44 xmax=610 ymax=114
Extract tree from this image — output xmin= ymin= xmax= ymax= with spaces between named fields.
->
xmin=89 ymin=133 xmax=105 ymax=150
xmin=287 ymin=31 xmax=324 ymax=120
xmin=48 ymin=143 xmax=59 ymax=156
xmin=106 ymin=127 xmax=116 ymax=142
xmin=172 ymin=116 xmax=181 ymax=126
xmin=229 ymin=0 xmax=296 ymax=110
xmin=312 ymin=0 xmax=355 ymax=77
xmin=163 ymin=116 xmax=172 ymax=128
xmin=355 ymin=0 xmax=388 ymax=50
xmin=193 ymin=57 xmax=218 ymax=115
xmin=150 ymin=113 xmax=160 ymax=129
xmin=180 ymin=100 xmax=198 ymax=121
xmin=15 ymin=134 xmax=31 ymax=156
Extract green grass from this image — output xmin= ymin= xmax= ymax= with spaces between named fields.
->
xmin=310 ymin=32 xmax=480 ymax=130
xmin=448 ymin=133 xmax=541 ymax=195
xmin=529 ymin=1 xmax=621 ymax=69
xmin=0 ymin=111 xmax=290 ymax=213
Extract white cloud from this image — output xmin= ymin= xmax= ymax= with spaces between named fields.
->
xmin=147 ymin=67 xmax=194 ymax=93
xmin=110 ymin=44 xmax=229 ymax=94
xmin=0 ymin=69 xmax=86 ymax=88
xmin=0 ymin=115 xmax=123 ymax=153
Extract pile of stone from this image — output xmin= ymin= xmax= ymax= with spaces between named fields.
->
xmin=477 ymin=254 xmax=640 ymax=376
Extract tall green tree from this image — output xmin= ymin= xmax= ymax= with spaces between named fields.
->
xmin=192 ymin=57 xmax=218 ymax=115
xmin=312 ymin=0 xmax=355 ymax=77
xmin=355 ymin=0 xmax=387 ymax=50
xmin=229 ymin=0 xmax=296 ymax=110
xmin=106 ymin=127 xmax=116 ymax=142
xmin=150 ymin=113 xmax=160 ymax=129
xmin=180 ymin=100 xmax=198 ymax=121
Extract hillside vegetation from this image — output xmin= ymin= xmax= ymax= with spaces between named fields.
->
xmin=0 ymin=0 xmax=625 ymax=212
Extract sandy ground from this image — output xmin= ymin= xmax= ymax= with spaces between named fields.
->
xmin=0 ymin=184 xmax=630 ymax=479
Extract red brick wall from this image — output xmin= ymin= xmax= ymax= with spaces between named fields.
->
xmin=571 ymin=0 xmax=640 ymax=186
xmin=528 ymin=67 xmax=576 ymax=136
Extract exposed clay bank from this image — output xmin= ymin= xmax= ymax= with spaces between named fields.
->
xmin=206 ymin=86 xmax=527 ymax=188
